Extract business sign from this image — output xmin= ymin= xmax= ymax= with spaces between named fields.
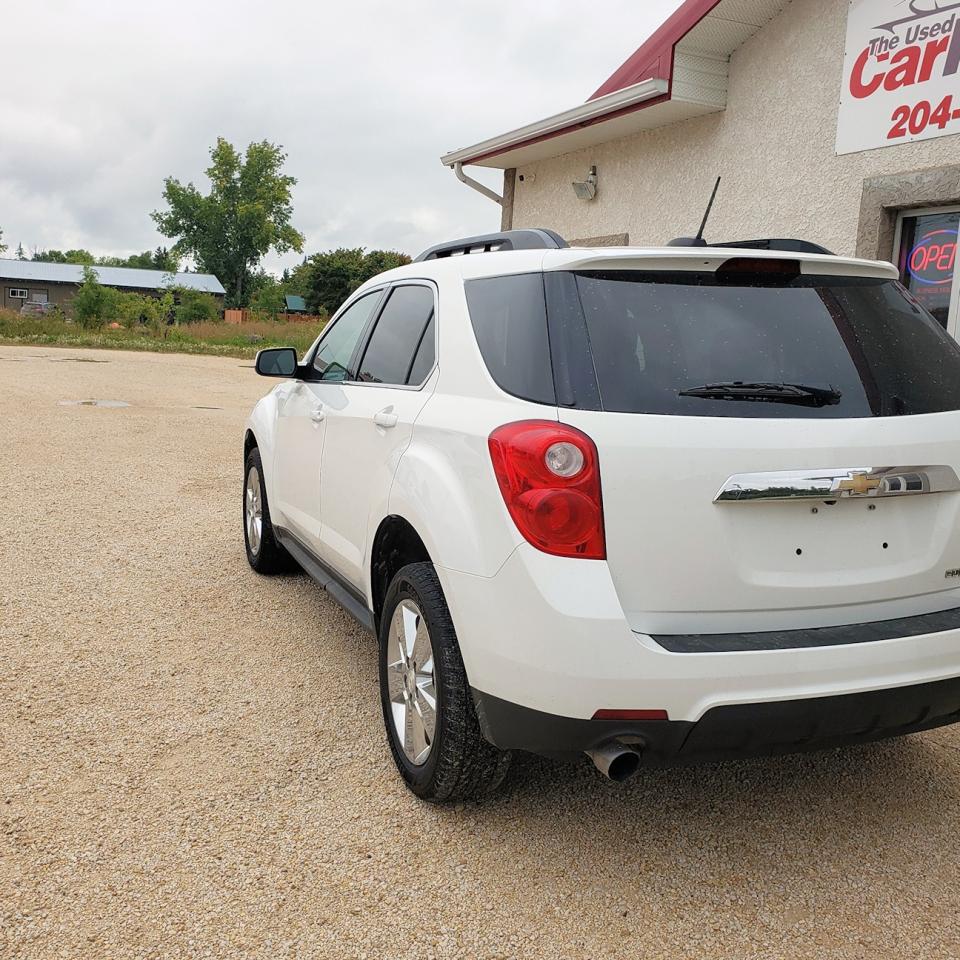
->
xmin=837 ymin=0 xmax=960 ymax=155
xmin=907 ymin=228 xmax=957 ymax=285
xmin=897 ymin=209 xmax=960 ymax=327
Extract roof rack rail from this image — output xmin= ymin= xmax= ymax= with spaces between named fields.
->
xmin=413 ymin=228 xmax=568 ymax=262
xmin=710 ymin=238 xmax=836 ymax=256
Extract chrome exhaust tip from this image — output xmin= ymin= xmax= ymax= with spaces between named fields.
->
xmin=585 ymin=742 xmax=642 ymax=782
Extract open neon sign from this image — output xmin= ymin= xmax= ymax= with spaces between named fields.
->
xmin=908 ymin=228 xmax=958 ymax=285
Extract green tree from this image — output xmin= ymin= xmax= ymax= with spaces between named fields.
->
xmin=152 ymin=138 xmax=304 ymax=307
xmin=0 ymin=228 xmax=6 ymax=256
xmin=142 ymin=247 xmax=179 ymax=272
xmin=363 ymin=249 xmax=411 ymax=277
xmin=33 ymin=249 xmax=96 ymax=265
xmin=248 ymin=273 xmax=287 ymax=319
xmin=99 ymin=247 xmax=180 ymax=271
xmin=299 ymin=248 xmax=411 ymax=315
xmin=16 ymin=243 xmax=26 ymax=261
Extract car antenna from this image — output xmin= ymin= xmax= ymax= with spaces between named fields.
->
xmin=667 ymin=176 xmax=721 ymax=247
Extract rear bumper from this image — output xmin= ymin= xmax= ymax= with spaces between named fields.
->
xmin=437 ymin=543 xmax=960 ymax=729
xmin=473 ymin=676 xmax=960 ymax=762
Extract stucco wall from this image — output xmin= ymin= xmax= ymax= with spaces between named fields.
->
xmin=509 ymin=0 xmax=960 ymax=260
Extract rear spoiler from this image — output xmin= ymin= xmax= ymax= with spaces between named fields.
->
xmin=710 ymin=238 xmax=835 ymax=256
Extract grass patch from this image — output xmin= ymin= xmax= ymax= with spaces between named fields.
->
xmin=0 ymin=311 xmax=326 ymax=359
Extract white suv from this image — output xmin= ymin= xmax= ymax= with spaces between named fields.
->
xmin=243 ymin=228 xmax=960 ymax=800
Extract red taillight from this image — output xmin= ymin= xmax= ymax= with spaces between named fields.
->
xmin=592 ymin=709 xmax=669 ymax=722
xmin=488 ymin=420 xmax=605 ymax=559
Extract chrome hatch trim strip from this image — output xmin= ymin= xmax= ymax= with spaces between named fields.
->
xmin=714 ymin=465 xmax=960 ymax=503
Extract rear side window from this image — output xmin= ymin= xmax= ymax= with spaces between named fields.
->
xmin=357 ymin=284 xmax=435 ymax=385
xmin=562 ymin=269 xmax=960 ymax=418
xmin=465 ymin=274 xmax=555 ymax=404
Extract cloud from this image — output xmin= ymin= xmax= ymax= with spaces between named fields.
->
xmin=1 ymin=0 xmax=681 ymax=269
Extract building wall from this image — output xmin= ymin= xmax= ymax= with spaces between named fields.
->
xmin=508 ymin=0 xmax=960 ymax=260
xmin=1 ymin=280 xmax=77 ymax=312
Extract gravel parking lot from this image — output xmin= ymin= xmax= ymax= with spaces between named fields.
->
xmin=3 ymin=344 xmax=960 ymax=959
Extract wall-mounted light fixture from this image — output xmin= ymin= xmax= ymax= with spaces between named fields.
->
xmin=572 ymin=166 xmax=598 ymax=201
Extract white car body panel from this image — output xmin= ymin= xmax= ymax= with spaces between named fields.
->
xmin=559 ymin=406 xmax=960 ymax=635
xmin=273 ymin=380 xmax=328 ymax=550
xmin=318 ymin=369 xmax=438 ymax=587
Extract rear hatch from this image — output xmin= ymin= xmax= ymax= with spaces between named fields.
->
xmin=544 ymin=251 xmax=960 ymax=635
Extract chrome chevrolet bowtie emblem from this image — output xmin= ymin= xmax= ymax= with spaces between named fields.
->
xmin=836 ymin=472 xmax=882 ymax=496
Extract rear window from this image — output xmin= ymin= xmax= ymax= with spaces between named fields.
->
xmin=565 ymin=269 xmax=960 ymax=418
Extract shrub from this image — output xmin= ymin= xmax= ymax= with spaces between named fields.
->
xmin=115 ymin=292 xmax=163 ymax=329
xmin=172 ymin=287 xmax=221 ymax=325
xmin=72 ymin=266 xmax=112 ymax=329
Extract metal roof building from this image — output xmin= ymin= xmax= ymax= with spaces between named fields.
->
xmin=0 ymin=258 xmax=225 ymax=294
xmin=0 ymin=257 xmax=225 ymax=313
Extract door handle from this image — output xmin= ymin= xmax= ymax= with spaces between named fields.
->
xmin=311 ymin=403 xmax=326 ymax=423
xmin=373 ymin=409 xmax=398 ymax=429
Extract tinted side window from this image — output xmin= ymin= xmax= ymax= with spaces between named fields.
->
xmin=357 ymin=285 xmax=435 ymax=385
xmin=313 ymin=292 xmax=381 ymax=381
xmin=408 ymin=314 xmax=436 ymax=385
xmin=464 ymin=274 xmax=555 ymax=404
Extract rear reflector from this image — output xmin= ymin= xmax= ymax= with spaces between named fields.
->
xmin=592 ymin=709 xmax=669 ymax=722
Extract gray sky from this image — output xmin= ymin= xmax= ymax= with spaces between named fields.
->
xmin=1 ymin=1 xmax=682 ymax=272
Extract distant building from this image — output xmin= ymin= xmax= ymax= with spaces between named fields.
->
xmin=0 ymin=259 xmax=226 ymax=313
xmin=284 ymin=294 xmax=308 ymax=314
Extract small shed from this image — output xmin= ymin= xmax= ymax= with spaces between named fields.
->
xmin=284 ymin=295 xmax=308 ymax=315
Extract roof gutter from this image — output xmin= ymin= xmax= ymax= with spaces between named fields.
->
xmin=440 ymin=76 xmax=669 ymax=169
xmin=453 ymin=161 xmax=502 ymax=206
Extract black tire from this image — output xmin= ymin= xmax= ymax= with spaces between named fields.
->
xmin=378 ymin=562 xmax=511 ymax=802
xmin=243 ymin=447 xmax=294 ymax=574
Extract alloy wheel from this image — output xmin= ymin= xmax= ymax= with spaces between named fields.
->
xmin=386 ymin=599 xmax=437 ymax=765
xmin=245 ymin=466 xmax=263 ymax=555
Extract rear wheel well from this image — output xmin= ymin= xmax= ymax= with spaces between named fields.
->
xmin=244 ymin=430 xmax=258 ymax=463
xmin=371 ymin=516 xmax=431 ymax=629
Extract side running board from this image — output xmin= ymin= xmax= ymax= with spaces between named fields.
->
xmin=274 ymin=528 xmax=376 ymax=633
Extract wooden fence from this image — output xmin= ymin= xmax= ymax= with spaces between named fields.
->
xmin=224 ymin=309 xmax=325 ymax=325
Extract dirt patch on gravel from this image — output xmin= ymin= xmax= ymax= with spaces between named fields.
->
xmin=3 ymin=344 xmax=960 ymax=959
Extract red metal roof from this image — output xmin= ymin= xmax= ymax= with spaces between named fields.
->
xmin=589 ymin=0 xmax=724 ymax=100
xmin=442 ymin=0 xmax=789 ymax=169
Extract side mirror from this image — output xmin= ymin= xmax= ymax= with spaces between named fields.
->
xmin=255 ymin=347 xmax=298 ymax=378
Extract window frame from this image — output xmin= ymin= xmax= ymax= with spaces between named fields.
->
xmin=349 ymin=279 xmax=439 ymax=391
xmin=893 ymin=204 xmax=960 ymax=338
xmin=9 ymin=288 xmax=28 ymax=299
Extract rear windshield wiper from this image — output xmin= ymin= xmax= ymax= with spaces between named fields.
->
xmin=678 ymin=381 xmax=842 ymax=407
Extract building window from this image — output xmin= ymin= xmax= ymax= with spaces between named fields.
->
xmin=9 ymin=288 xmax=27 ymax=299
xmin=895 ymin=206 xmax=960 ymax=334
